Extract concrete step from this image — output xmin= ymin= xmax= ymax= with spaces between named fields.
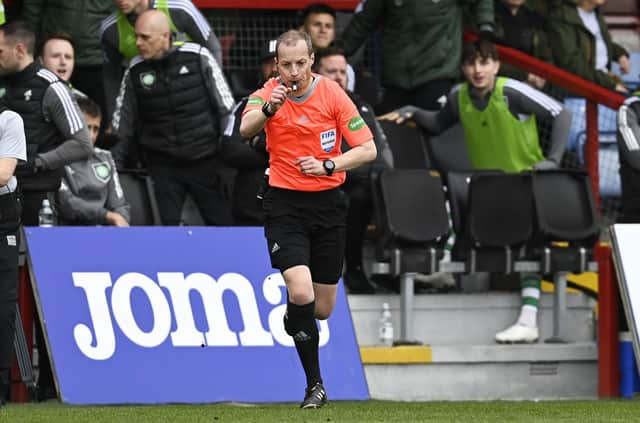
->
xmin=361 ymin=343 xmax=597 ymax=401
xmin=348 ymin=292 xmax=596 ymax=346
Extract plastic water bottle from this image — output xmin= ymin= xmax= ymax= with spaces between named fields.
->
xmin=379 ymin=302 xmax=394 ymax=347
xmin=38 ymin=198 xmax=54 ymax=227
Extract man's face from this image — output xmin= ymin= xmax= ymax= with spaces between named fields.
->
xmin=260 ymin=57 xmax=277 ymax=81
xmin=0 ymin=32 xmax=21 ymax=76
xmin=113 ymin=0 xmax=142 ymax=14
xmin=276 ymin=39 xmax=314 ymax=91
xmin=135 ymin=23 xmax=169 ymax=59
xmin=304 ymin=12 xmax=335 ymax=49
xmin=41 ymin=39 xmax=74 ymax=81
xmin=317 ymin=54 xmax=348 ymax=90
xmin=461 ymin=56 xmax=500 ymax=92
xmin=83 ymin=113 xmax=101 ymax=145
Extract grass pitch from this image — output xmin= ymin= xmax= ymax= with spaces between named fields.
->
xmin=2 ymin=400 xmax=640 ymax=422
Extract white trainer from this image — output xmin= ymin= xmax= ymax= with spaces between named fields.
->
xmin=495 ymin=323 xmax=539 ymax=344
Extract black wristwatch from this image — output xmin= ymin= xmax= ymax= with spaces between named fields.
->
xmin=261 ymin=102 xmax=275 ymax=118
xmin=322 ymin=159 xmax=336 ymax=176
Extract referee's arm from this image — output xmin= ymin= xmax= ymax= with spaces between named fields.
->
xmin=240 ymin=84 xmax=289 ymax=138
xmin=333 ymin=139 xmax=376 ymax=173
xmin=240 ymin=108 xmax=269 ymax=139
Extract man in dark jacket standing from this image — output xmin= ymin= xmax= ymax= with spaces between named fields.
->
xmin=101 ymin=0 xmax=222 ymax=120
xmin=0 ymin=21 xmax=92 ymax=225
xmin=112 ymin=10 xmax=235 ymax=225
xmin=0 ymin=20 xmax=92 ymax=400
xmin=341 ymin=0 xmax=494 ymax=113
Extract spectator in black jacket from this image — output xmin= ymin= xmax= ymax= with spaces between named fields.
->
xmin=111 ymin=10 xmax=235 ymax=225
xmin=100 ymin=0 xmax=222 ymax=120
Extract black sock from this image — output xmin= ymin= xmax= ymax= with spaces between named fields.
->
xmin=286 ymin=301 xmax=321 ymax=388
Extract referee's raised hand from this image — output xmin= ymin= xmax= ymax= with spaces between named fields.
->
xmin=269 ymin=84 xmax=292 ymax=113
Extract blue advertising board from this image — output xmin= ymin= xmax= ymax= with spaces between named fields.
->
xmin=24 ymin=227 xmax=368 ymax=404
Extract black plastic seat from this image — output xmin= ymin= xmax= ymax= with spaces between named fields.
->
xmin=118 ymin=170 xmax=162 ymax=226
xmin=445 ymin=170 xmax=503 ymax=263
xmin=377 ymin=121 xmax=430 ymax=169
xmin=377 ymin=169 xmax=449 ymax=275
xmin=423 ymin=124 xmax=471 ymax=172
xmin=467 ymin=172 xmax=533 ymax=273
xmin=530 ymin=170 xmax=600 ymax=273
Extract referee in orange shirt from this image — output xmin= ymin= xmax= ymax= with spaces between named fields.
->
xmin=240 ymin=30 xmax=376 ymax=409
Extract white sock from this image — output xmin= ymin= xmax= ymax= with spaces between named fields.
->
xmin=517 ymin=304 xmax=538 ymax=328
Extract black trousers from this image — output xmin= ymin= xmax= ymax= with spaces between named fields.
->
xmin=375 ymin=78 xmax=457 ymax=115
xmin=0 ymin=192 xmax=22 ymax=398
xmin=342 ymin=175 xmax=372 ymax=270
xmin=147 ymin=157 xmax=235 ymax=226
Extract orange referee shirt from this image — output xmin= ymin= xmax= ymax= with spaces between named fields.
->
xmin=243 ymin=75 xmax=373 ymax=192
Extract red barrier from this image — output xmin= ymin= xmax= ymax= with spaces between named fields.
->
xmin=10 ymin=265 xmax=35 ymax=403
xmin=596 ymin=243 xmax=620 ymax=397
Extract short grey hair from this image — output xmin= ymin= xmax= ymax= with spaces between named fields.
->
xmin=275 ymin=30 xmax=313 ymax=58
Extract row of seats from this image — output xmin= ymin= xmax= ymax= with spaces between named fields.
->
xmin=373 ymin=169 xmax=600 ymax=279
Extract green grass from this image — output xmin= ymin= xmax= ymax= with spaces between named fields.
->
xmin=2 ymin=400 xmax=640 ymax=422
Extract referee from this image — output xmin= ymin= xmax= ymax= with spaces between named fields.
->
xmin=240 ymin=30 xmax=376 ymax=409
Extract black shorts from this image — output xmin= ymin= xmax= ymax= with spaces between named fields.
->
xmin=262 ymin=186 xmax=347 ymax=284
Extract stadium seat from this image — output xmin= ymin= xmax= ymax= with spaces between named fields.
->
xmin=375 ymin=168 xmax=450 ymax=341
xmin=424 ymin=124 xmax=472 ymax=172
xmin=118 ymin=170 xmax=162 ymax=226
xmin=530 ymin=170 xmax=600 ymax=274
xmin=377 ymin=121 xmax=431 ymax=169
xmin=377 ymin=168 xmax=450 ymax=276
xmin=467 ymin=172 xmax=533 ymax=273
xmin=445 ymin=170 xmax=504 ymax=264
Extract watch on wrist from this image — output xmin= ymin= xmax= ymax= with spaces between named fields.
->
xmin=261 ymin=102 xmax=275 ymax=118
xmin=322 ymin=159 xmax=336 ymax=176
